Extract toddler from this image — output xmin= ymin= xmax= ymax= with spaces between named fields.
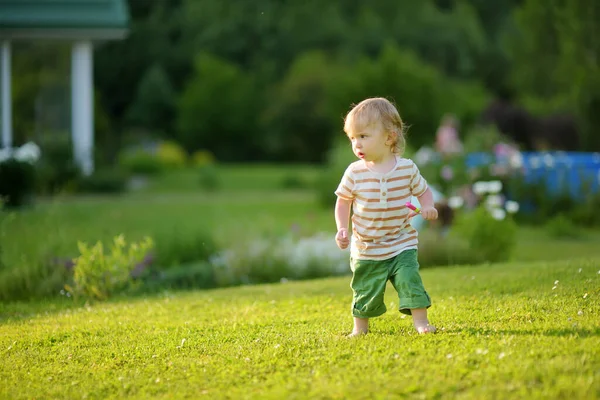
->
xmin=334 ymin=97 xmax=438 ymax=336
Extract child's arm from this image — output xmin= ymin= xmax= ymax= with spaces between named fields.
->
xmin=416 ymin=188 xmax=438 ymax=220
xmin=335 ymin=197 xmax=352 ymax=249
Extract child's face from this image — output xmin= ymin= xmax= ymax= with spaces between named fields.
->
xmin=347 ymin=122 xmax=394 ymax=163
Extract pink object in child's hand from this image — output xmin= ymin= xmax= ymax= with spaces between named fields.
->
xmin=405 ymin=202 xmax=421 ymax=213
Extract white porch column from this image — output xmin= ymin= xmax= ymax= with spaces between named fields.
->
xmin=71 ymin=40 xmax=94 ymax=175
xmin=1 ymin=41 xmax=12 ymax=149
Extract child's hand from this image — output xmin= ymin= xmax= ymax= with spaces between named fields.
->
xmin=335 ymin=228 xmax=349 ymax=250
xmin=420 ymin=206 xmax=438 ymax=221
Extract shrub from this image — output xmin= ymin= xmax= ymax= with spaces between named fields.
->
xmin=211 ymin=233 xmax=349 ymax=286
xmin=119 ymin=149 xmax=163 ymax=175
xmin=314 ymin=138 xmax=357 ymax=208
xmin=545 ymin=214 xmax=581 ymax=239
xmin=76 ymin=168 xmax=129 ymax=194
xmin=418 ymin=230 xmax=480 ymax=268
xmin=65 ymin=235 xmax=154 ymax=300
xmin=0 ymin=158 xmax=37 ymax=209
xmin=153 ymin=228 xmax=218 ymax=268
xmin=35 ymin=135 xmax=80 ymax=195
xmin=156 ymin=141 xmax=187 ymax=169
xmin=450 ymin=206 xmax=518 ymax=264
xmin=141 ymin=261 xmax=216 ymax=292
xmin=192 ymin=149 xmax=216 ymax=167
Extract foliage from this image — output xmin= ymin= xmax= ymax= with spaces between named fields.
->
xmin=156 ymin=141 xmax=187 ymax=169
xmin=450 ymin=206 xmax=518 ymax=263
xmin=262 ymin=51 xmax=337 ymax=162
xmin=1 ymin=259 xmax=599 ymax=399
xmin=65 ymin=235 xmax=154 ymax=301
xmin=118 ymin=148 xmax=163 ymax=175
xmin=211 ymin=232 xmax=349 ymax=286
xmin=153 ymin=227 xmax=218 ymax=269
xmin=314 ymin=137 xmax=357 ymax=208
xmin=191 ymin=149 xmax=216 ymax=167
xmin=35 ymin=135 xmax=81 ymax=195
xmin=176 ymin=53 xmax=260 ymax=160
xmin=125 ymin=63 xmax=176 ymax=134
xmin=545 ymin=214 xmax=582 ymax=239
xmin=0 ymin=158 xmax=37 ymax=209
xmin=508 ymin=0 xmax=600 ymax=150
xmin=75 ymin=168 xmax=129 ymax=194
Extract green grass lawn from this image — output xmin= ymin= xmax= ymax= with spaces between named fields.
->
xmin=1 ymin=257 xmax=599 ymax=399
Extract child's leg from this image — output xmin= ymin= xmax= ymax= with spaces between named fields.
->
xmin=389 ymin=250 xmax=436 ymax=334
xmin=349 ymin=317 xmax=369 ymax=337
xmin=411 ymin=308 xmax=436 ymax=334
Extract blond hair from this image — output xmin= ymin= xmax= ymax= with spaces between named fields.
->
xmin=343 ymin=97 xmax=407 ymax=155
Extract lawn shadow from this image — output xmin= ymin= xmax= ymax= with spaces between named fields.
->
xmin=461 ymin=327 xmax=600 ymax=338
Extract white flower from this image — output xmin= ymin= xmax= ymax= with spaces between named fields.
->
xmin=448 ymin=196 xmax=464 ymax=209
xmin=472 ymin=181 xmax=489 ymax=195
xmin=487 ymin=180 xmax=503 ymax=194
xmin=491 ymin=208 xmax=506 ymax=221
xmin=505 ymin=201 xmax=519 ymax=214
xmin=486 ymin=195 xmax=503 ymax=208
xmin=543 ymin=154 xmax=555 ymax=168
xmin=13 ymin=142 xmax=41 ymax=164
xmin=509 ymin=152 xmax=523 ymax=169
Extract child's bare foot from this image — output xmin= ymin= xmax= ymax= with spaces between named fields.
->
xmin=347 ymin=329 xmax=368 ymax=338
xmin=414 ymin=321 xmax=437 ymax=334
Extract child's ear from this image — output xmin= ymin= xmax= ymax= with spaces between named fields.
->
xmin=386 ymin=131 xmax=398 ymax=146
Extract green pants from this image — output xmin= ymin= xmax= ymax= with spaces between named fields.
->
xmin=350 ymin=249 xmax=431 ymax=318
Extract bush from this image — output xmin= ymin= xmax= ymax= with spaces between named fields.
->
xmin=142 ymin=261 xmax=216 ymax=292
xmin=192 ymin=149 xmax=216 ymax=167
xmin=35 ymin=135 xmax=81 ymax=195
xmin=211 ymin=233 xmax=349 ymax=286
xmin=156 ymin=141 xmax=187 ymax=169
xmin=153 ymin=228 xmax=218 ymax=268
xmin=314 ymin=137 xmax=357 ymax=208
xmin=0 ymin=158 xmax=37 ymax=209
xmin=76 ymin=168 xmax=129 ymax=194
xmin=119 ymin=149 xmax=163 ymax=175
xmin=418 ymin=230 xmax=480 ymax=268
xmin=65 ymin=235 xmax=154 ymax=300
xmin=545 ymin=214 xmax=581 ymax=239
xmin=450 ymin=206 xmax=518 ymax=263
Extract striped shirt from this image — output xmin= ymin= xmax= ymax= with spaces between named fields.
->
xmin=335 ymin=156 xmax=428 ymax=260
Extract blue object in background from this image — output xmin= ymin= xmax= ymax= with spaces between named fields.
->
xmin=465 ymin=151 xmax=600 ymax=198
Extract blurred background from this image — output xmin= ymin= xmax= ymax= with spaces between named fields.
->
xmin=1 ymin=0 xmax=600 ymax=303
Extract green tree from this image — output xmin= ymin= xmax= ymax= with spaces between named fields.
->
xmin=176 ymin=54 xmax=260 ymax=160
xmin=125 ymin=63 xmax=175 ymax=135
xmin=508 ymin=0 xmax=600 ymax=149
